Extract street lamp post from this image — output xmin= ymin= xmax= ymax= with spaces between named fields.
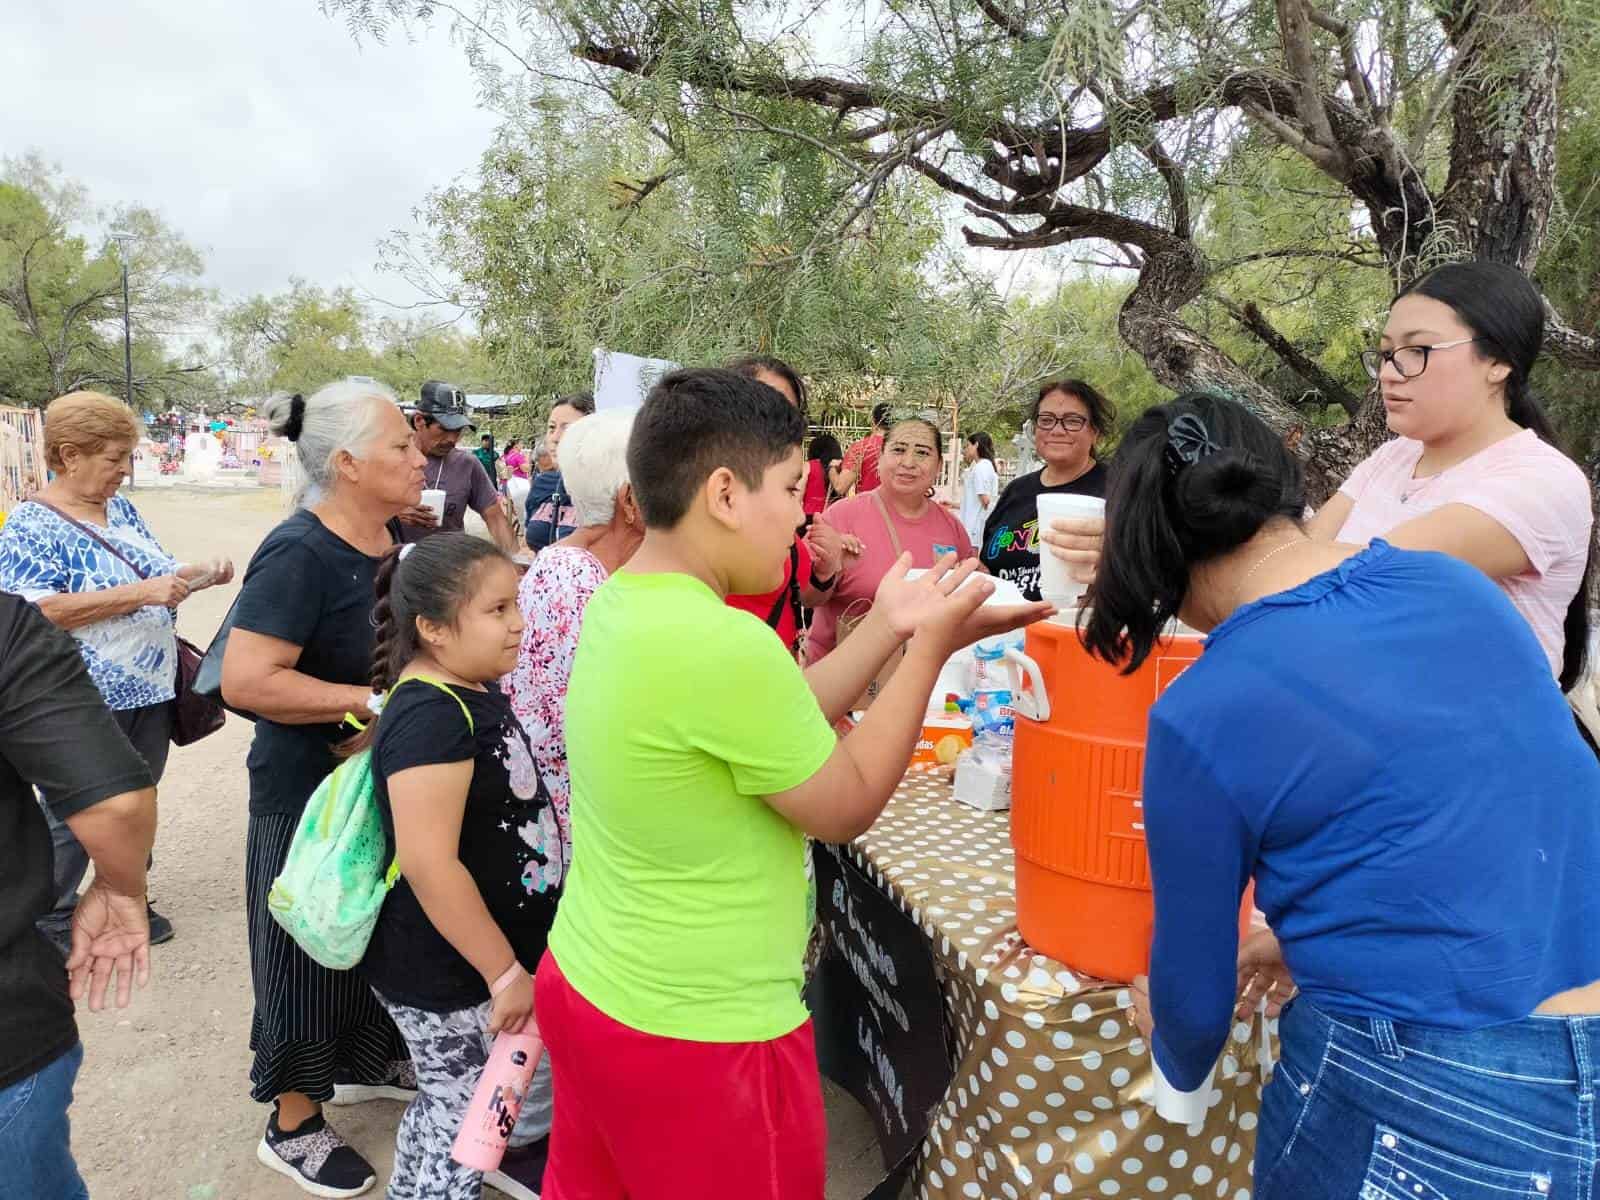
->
xmin=109 ymin=230 xmax=135 ymax=408
xmin=110 ymin=230 xmax=136 ymax=488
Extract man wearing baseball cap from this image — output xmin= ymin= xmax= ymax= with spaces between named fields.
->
xmin=398 ymin=380 xmax=518 ymax=553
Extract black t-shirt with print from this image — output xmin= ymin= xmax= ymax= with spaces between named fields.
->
xmin=233 ymin=508 xmax=390 ymax=818
xmin=978 ymin=463 xmax=1109 ymax=601
xmin=361 ymin=679 xmax=563 ymax=1012
xmin=0 ymin=596 xmax=153 ymax=1089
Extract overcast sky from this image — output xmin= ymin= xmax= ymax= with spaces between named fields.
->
xmin=3 ymin=1 xmax=501 ymax=311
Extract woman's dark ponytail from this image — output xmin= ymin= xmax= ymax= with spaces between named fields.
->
xmin=1500 ymin=377 xmax=1594 ymax=691
xmin=1404 ymin=262 xmax=1593 ymax=691
xmin=1084 ymin=393 xmax=1305 ymax=674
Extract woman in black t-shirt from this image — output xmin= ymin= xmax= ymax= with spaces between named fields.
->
xmin=980 ymin=378 xmax=1113 ymax=601
xmin=222 ymin=379 xmax=426 ymax=1198
xmin=354 ymin=535 xmax=562 ymax=1198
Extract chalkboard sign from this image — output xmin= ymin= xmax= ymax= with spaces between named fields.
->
xmin=807 ymin=842 xmax=954 ymax=1184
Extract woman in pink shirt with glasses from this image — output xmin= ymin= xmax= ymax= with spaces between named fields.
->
xmin=1307 ymin=261 xmax=1595 ymax=694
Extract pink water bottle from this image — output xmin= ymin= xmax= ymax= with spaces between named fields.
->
xmin=451 ymin=1029 xmax=546 ymax=1171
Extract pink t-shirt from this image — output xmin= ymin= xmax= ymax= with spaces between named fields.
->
xmin=805 ymin=491 xmax=974 ymax=662
xmin=1336 ymin=428 xmax=1593 ymax=676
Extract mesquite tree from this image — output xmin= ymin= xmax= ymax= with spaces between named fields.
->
xmin=327 ymin=0 xmax=1600 ymax=493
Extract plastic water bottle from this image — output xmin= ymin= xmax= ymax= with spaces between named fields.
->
xmin=972 ymin=632 xmax=1023 ymax=688
xmin=451 ymin=1029 xmax=545 ymax=1171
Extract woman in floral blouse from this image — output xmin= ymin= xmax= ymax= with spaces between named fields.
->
xmin=502 ymin=409 xmax=641 ymax=858
xmin=0 ymin=391 xmax=232 ymax=952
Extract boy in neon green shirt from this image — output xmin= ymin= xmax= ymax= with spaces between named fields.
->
xmin=536 ymin=368 xmax=1050 ymax=1200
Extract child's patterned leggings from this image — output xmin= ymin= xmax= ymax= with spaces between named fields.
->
xmin=377 ymin=993 xmax=553 ymax=1200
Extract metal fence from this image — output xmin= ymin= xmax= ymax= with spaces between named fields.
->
xmin=0 ymin=407 xmax=47 ymax=512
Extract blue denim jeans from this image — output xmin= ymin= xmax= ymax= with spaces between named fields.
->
xmin=0 ymin=1043 xmax=88 ymax=1200
xmin=1258 ymin=998 xmax=1598 ymax=1199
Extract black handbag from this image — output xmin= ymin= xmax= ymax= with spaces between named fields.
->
xmin=34 ymin=500 xmax=227 ymax=746
xmin=192 ymin=595 xmax=255 ymax=722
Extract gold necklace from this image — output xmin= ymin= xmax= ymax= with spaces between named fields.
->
xmin=1234 ymin=537 xmax=1308 ymax=604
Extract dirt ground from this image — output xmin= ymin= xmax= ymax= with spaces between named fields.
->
xmin=71 ymin=485 xmax=886 ymax=1200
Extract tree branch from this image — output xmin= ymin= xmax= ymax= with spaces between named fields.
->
xmin=701 ymin=99 xmax=872 ymax=178
xmin=610 ymin=165 xmax=686 ymax=209
xmin=1141 ymin=137 xmax=1191 ymax=240
xmin=1407 ymin=24 xmax=1476 ymax=160
xmin=1543 ymin=300 xmax=1600 ymax=370
xmin=1217 ymin=295 xmax=1365 ymax=416
xmin=971 ymin=0 xmax=1034 ymax=41
xmin=1275 ymin=0 xmax=1340 ymax=152
xmin=1214 ymin=247 xmax=1386 ymax=271
xmin=1241 ymin=99 xmax=1348 ymax=178
xmin=1307 ymin=6 xmax=1379 ymax=116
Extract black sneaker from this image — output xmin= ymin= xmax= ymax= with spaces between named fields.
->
xmin=330 ymin=1058 xmax=417 ymax=1106
xmin=256 ymin=1109 xmax=376 ymax=1198
xmin=146 ymin=903 xmax=175 ymax=946
xmin=485 ymin=1135 xmax=548 ymax=1200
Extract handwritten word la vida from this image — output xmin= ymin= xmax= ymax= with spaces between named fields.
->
xmin=858 ymin=1014 xmax=909 ymax=1133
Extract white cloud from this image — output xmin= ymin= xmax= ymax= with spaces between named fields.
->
xmin=1 ymin=0 xmax=501 ymax=307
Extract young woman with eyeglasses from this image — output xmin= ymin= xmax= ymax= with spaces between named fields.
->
xmin=978 ymin=379 xmax=1113 ymax=600
xmin=1307 ymin=261 xmax=1595 ymax=693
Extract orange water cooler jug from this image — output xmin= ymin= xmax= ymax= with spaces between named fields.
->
xmin=1007 ymin=616 xmax=1247 ymax=982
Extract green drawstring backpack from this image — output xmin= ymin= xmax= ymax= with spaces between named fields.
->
xmin=267 ymin=675 xmax=473 ymax=969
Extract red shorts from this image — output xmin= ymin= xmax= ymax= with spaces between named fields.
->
xmin=535 ymin=951 xmax=826 ymax=1200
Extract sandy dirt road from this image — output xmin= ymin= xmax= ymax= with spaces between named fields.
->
xmin=67 ymin=485 xmax=885 ymax=1200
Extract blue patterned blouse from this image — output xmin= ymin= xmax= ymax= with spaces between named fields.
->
xmin=0 ymin=496 xmax=178 ymax=710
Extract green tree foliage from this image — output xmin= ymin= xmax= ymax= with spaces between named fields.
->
xmin=327 ymin=0 xmax=1600 ymax=491
xmin=382 ymin=113 xmax=1011 ymax=409
xmin=217 ymin=280 xmax=512 ymax=406
xmin=0 ymin=155 xmax=213 ymax=409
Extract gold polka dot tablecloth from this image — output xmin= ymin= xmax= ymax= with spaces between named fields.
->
xmin=846 ymin=768 xmax=1271 ymax=1200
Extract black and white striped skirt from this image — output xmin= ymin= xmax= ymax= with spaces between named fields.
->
xmin=245 ymin=811 xmax=409 ymax=1104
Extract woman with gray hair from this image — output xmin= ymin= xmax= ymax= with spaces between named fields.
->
xmin=221 ymin=379 xmax=424 ymax=1198
xmin=504 ymin=409 xmax=641 ymax=866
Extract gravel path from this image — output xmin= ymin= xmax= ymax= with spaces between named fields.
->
xmin=69 ymin=486 xmax=883 ymax=1200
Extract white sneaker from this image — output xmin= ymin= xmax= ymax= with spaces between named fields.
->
xmin=329 ymin=1059 xmax=417 ymax=1106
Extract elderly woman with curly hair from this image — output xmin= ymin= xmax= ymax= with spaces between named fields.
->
xmin=0 ymin=391 xmax=233 ymax=953
xmin=504 ymin=409 xmax=642 ymax=864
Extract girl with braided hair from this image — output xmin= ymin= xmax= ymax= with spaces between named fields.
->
xmin=356 ymin=534 xmax=562 ymax=1200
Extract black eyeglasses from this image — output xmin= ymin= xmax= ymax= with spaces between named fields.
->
xmin=1036 ymin=413 xmax=1090 ymax=432
xmin=1360 ymin=337 xmax=1485 ymax=380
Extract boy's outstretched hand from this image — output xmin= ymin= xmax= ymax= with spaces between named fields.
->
xmin=874 ymin=553 xmax=1055 ymax=653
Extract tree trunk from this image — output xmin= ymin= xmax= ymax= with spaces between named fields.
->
xmin=1116 ymin=239 xmax=1323 ymax=464
xmin=1436 ymin=0 xmax=1560 ymax=273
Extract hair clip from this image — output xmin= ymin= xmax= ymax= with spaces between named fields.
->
xmin=1164 ymin=412 xmax=1220 ymax=477
xmin=283 ymin=394 xmax=306 ymax=443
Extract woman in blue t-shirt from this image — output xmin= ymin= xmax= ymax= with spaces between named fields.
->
xmin=1082 ymin=392 xmax=1600 ymax=1197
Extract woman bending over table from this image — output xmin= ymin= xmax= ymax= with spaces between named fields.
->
xmin=1084 ymin=391 xmax=1600 ymax=1199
